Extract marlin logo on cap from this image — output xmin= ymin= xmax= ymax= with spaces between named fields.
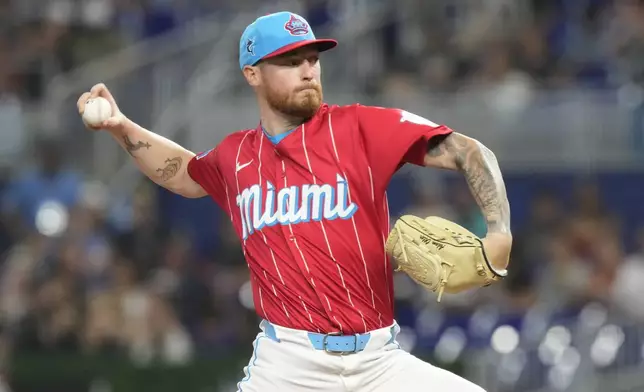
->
xmin=246 ymin=38 xmax=255 ymax=55
xmin=284 ymin=14 xmax=309 ymax=36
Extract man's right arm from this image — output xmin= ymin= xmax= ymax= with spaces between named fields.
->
xmin=77 ymin=83 xmax=206 ymax=199
xmin=110 ymin=119 xmax=206 ymax=198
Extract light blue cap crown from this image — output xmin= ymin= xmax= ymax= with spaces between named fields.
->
xmin=239 ymin=11 xmax=337 ymax=70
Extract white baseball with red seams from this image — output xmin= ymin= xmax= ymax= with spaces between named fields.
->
xmin=82 ymin=96 xmax=112 ymax=127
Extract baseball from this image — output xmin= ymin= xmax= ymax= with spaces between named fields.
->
xmin=82 ymin=96 xmax=112 ymax=127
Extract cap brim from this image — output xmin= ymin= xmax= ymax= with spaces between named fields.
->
xmin=261 ymin=39 xmax=338 ymax=61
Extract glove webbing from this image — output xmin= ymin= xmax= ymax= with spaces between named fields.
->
xmin=394 ymin=225 xmax=455 ymax=302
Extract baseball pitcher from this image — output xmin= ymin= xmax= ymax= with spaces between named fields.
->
xmin=77 ymin=11 xmax=511 ymax=392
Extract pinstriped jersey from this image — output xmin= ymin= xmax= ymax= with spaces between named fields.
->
xmin=187 ymin=103 xmax=453 ymax=334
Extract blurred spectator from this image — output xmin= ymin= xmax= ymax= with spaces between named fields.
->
xmin=545 ymin=181 xmax=625 ymax=310
xmin=113 ymin=184 xmax=168 ymax=278
xmin=520 ymin=190 xmax=563 ymax=267
xmin=504 ymin=190 xmax=563 ymax=311
xmin=0 ymin=55 xmax=25 ymax=168
xmin=1 ymin=137 xmax=82 ymax=240
xmin=567 ymin=180 xmax=620 ymax=259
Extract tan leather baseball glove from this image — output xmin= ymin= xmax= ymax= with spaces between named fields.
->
xmin=385 ymin=215 xmax=507 ymax=302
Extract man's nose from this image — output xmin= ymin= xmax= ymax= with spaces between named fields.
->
xmin=300 ymin=61 xmax=315 ymax=81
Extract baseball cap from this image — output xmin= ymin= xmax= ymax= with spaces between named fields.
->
xmin=239 ymin=11 xmax=337 ymax=70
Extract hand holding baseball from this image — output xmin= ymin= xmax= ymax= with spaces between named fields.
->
xmin=77 ymin=83 xmax=126 ymax=132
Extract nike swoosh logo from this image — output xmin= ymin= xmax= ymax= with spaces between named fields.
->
xmin=236 ymin=160 xmax=254 ymax=172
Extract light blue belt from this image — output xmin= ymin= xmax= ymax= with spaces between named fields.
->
xmin=262 ymin=320 xmax=371 ymax=354
xmin=307 ymin=331 xmax=371 ymax=354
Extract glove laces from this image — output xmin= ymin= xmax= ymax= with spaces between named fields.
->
xmin=436 ymin=263 xmax=454 ymax=303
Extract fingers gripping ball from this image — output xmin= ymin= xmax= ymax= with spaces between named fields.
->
xmin=385 ymin=215 xmax=506 ymax=302
xmin=82 ymin=97 xmax=112 ymax=128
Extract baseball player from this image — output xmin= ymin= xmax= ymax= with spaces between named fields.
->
xmin=77 ymin=11 xmax=511 ymax=392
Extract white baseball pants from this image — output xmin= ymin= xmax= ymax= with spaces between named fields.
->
xmin=235 ymin=320 xmax=485 ymax=392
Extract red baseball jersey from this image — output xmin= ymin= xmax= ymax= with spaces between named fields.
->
xmin=187 ymin=103 xmax=453 ymax=334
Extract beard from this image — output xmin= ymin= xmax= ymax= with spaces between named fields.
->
xmin=264 ymin=83 xmax=323 ymax=120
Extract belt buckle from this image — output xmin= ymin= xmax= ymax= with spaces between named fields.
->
xmin=323 ymin=332 xmax=358 ymax=355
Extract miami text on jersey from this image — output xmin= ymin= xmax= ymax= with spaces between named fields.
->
xmin=236 ymin=174 xmax=358 ymax=239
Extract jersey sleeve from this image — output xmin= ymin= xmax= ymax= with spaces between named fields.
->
xmin=356 ymin=105 xmax=453 ymax=185
xmin=187 ymin=147 xmax=228 ymax=210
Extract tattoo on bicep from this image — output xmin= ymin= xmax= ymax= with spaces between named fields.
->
xmin=156 ymin=157 xmax=182 ymax=182
xmin=446 ymin=135 xmax=511 ymax=234
xmin=123 ymin=135 xmax=152 ymax=156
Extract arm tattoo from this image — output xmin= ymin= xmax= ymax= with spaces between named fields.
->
xmin=123 ymin=135 xmax=151 ymax=156
xmin=428 ymin=134 xmax=511 ymax=234
xmin=156 ymin=157 xmax=182 ymax=182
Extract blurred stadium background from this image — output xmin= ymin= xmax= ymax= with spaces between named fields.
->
xmin=1 ymin=0 xmax=644 ymax=391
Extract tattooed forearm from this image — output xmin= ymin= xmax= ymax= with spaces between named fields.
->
xmin=425 ymin=133 xmax=511 ymax=234
xmin=462 ymin=142 xmax=511 ymax=234
xmin=123 ymin=135 xmax=152 ymax=156
xmin=156 ymin=157 xmax=182 ymax=182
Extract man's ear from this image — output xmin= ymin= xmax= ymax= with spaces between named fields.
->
xmin=243 ymin=65 xmax=261 ymax=87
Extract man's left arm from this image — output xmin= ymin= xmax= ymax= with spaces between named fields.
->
xmin=424 ymin=132 xmax=512 ymax=272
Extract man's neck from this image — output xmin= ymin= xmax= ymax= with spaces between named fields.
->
xmin=262 ymin=120 xmax=301 ymax=136
xmin=260 ymin=114 xmax=303 ymax=137
xmin=258 ymin=103 xmax=306 ymax=136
